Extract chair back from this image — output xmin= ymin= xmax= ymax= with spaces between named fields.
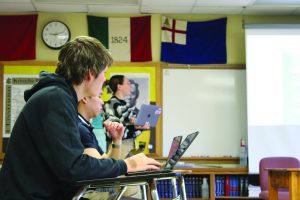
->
xmin=259 ymin=157 xmax=300 ymax=191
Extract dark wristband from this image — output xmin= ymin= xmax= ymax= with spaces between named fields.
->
xmin=112 ymin=143 xmax=121 ymax=148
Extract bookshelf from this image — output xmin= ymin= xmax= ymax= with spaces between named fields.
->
xmin=157 ymin=166 xmax=261 ymax=200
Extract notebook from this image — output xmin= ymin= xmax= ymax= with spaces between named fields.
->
xmin=135 ymin=104 xmax=162 ymax=127
xmin=125 ymin=131 xmax=199 ymax=176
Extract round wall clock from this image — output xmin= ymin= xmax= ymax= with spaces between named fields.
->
xmin=42 ymin=21 xmax=71 ymax=50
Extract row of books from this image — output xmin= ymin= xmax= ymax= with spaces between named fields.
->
xmin=156 ymin=176 xmax=208 ymax=198
xmin=156 ymin=175 xmax=250 ymax=198
xmin=215 ymin=175 xmax=249 ymax=196
xmin=95 ymin=175 xmax=249 ymax=198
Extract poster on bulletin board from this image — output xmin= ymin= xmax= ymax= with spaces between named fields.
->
xmin=1 ymin=65 xmax=56 ymax=154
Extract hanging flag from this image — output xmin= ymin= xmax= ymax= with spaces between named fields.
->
xmin=161 ymin=17 xmax=227 ymax=64
xmin=0 ymin=14 xmax=38 ymax=61
xmin=87 ymin=15 xmax=152 ymax=62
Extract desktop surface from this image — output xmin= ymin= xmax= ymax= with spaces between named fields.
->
xmin=74 ymin=171 xmax=181 ymax=187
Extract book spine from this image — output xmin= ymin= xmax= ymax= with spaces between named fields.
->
xmin=225 ymin=175 xmax=230 ymax=196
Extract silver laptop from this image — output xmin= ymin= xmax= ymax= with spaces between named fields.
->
xmin=125 ymin=131 xmax=199 ymax=176
xmin=135 ymin=104 xmax=162 ymax=127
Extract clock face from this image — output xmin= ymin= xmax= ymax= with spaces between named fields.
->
xmin=42 ymin=21 xmax=71 ymax=50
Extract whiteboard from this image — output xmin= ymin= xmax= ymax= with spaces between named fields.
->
xmin=162 ymin=68 xmax=247 ymax=157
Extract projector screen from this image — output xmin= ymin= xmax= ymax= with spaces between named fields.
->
xmin=246 ymin=25 xmax=300 ymax=173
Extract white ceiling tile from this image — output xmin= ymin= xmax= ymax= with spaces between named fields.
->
xmin=141 ymin=6 xmax=193 ymax=14
xmin=88 ymin=5 xmax=139 ymax=13
xmin=253 ymin=0 xmax=300 ymax=5
xmin=34 ymin=0 xmax=138 ymax=4
xmin=35 ymin=3 xmax=88 ymax=12
xmin=142 ymin=0 xmax=196 ymax=6
xmin=244 ymin=6 xmax=297 ymax=15
xmin=192 ymin=6 xmax=243 ymax=14
xmin=0 ymin=3 xmax=35 ymax=12
xmin=0 ymin=0 xmax=31 ymax=2
xmin=0 ymin=0 xmax=300 ymax=15
xmin=195 ymin=0 xmax=253 ymax=6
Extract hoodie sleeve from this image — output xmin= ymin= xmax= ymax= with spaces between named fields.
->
xmin=25 ymin=85 xmax=127 ymax=182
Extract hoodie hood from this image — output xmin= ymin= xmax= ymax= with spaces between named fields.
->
xmin=24 ymin=71 xmax=77 ymax=103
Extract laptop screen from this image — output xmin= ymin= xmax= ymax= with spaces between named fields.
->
xmin=165 ymin=131 xmax=199 ymax=169
xmin=167 ymin=136 xmax=182 ymax=159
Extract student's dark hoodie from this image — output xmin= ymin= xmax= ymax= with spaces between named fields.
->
xmin=0 ymin=72 xmax=127 ymax=200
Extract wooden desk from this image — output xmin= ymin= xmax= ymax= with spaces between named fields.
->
xmin=268 ymin=168 xmax=300 ymax=200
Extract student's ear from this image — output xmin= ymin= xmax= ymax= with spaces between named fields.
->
xmin=84 ymin=71 xmax=93 ymax=81
xmin=117 ymin=84 xmax=122 ymax=90
xmin=81 ymin=96 xmax=89 ymax=104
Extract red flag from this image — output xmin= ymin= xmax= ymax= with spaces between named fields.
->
xmin=130 ymin=16 xmax=152 ymax=62
xmin=0 ymin=15 xmax=38 ymax=61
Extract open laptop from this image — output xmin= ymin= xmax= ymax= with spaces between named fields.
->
xmin=125 ymin=135 xmax=182 ymax=159
xmin=167 ymin=136 xmax=182 ymax=159
xmin=135 ymin=104 xmax=162 ymax=127
xmin=125 ymin=131 xmax=199 ymax=176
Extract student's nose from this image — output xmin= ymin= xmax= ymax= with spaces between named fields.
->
xmin=99 ymin=99 xmax=104 ymax=106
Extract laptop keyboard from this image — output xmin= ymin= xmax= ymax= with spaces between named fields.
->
xmin=125 ymin=169 xmax=172 ymax=176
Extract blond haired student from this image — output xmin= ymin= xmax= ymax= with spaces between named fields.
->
xmin=78 ymin=95 xmax=124 ymax=159
xmin=78 ymin=95 xmax=125 ymax=200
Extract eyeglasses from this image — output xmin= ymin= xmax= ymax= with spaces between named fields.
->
xmin=123 ymin=81 xmax=131 ymax=86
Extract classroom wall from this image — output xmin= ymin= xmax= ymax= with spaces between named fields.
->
xmin=3 ymin=12 xmax=300 ymax=63
xmin=2 ymin=12 xmax=300 ymax=158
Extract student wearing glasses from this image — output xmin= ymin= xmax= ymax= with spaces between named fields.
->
xmin=103 ymin=75 xmax=150 ymax=198
xmin=104 ymin=75 xmax=149 ymax=158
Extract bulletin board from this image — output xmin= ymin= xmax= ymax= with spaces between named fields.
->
xmin=0 ymin=62 xmax=162 ymax=159
xmin=0 ymin=62 xmax=57 ymax=159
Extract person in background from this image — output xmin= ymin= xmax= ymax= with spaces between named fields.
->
xmin=0 ymin=36 xmax=160 ymax=200
xmin=103 ymin=75 xmax=150 ymax=198
xmin=104 ymin=75 xmax=149 ymax=158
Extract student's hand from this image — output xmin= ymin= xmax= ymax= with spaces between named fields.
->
xmin=135 ymin=122 xmax=150 ymax=130
xmin=103 ymin=121 xmax=124 ymax=142
xmin=124 ymin=153 xmax=161 ymax=172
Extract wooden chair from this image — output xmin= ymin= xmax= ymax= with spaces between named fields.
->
xmin=259 ymin=157 xmax=300 ymax=200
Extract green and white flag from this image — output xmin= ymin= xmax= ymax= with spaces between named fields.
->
xmin=88 ymin=15 xmax=152 ymax=62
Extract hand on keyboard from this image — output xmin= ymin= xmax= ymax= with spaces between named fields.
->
xmin=124 ymin=153 xmax=161 ymax=173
